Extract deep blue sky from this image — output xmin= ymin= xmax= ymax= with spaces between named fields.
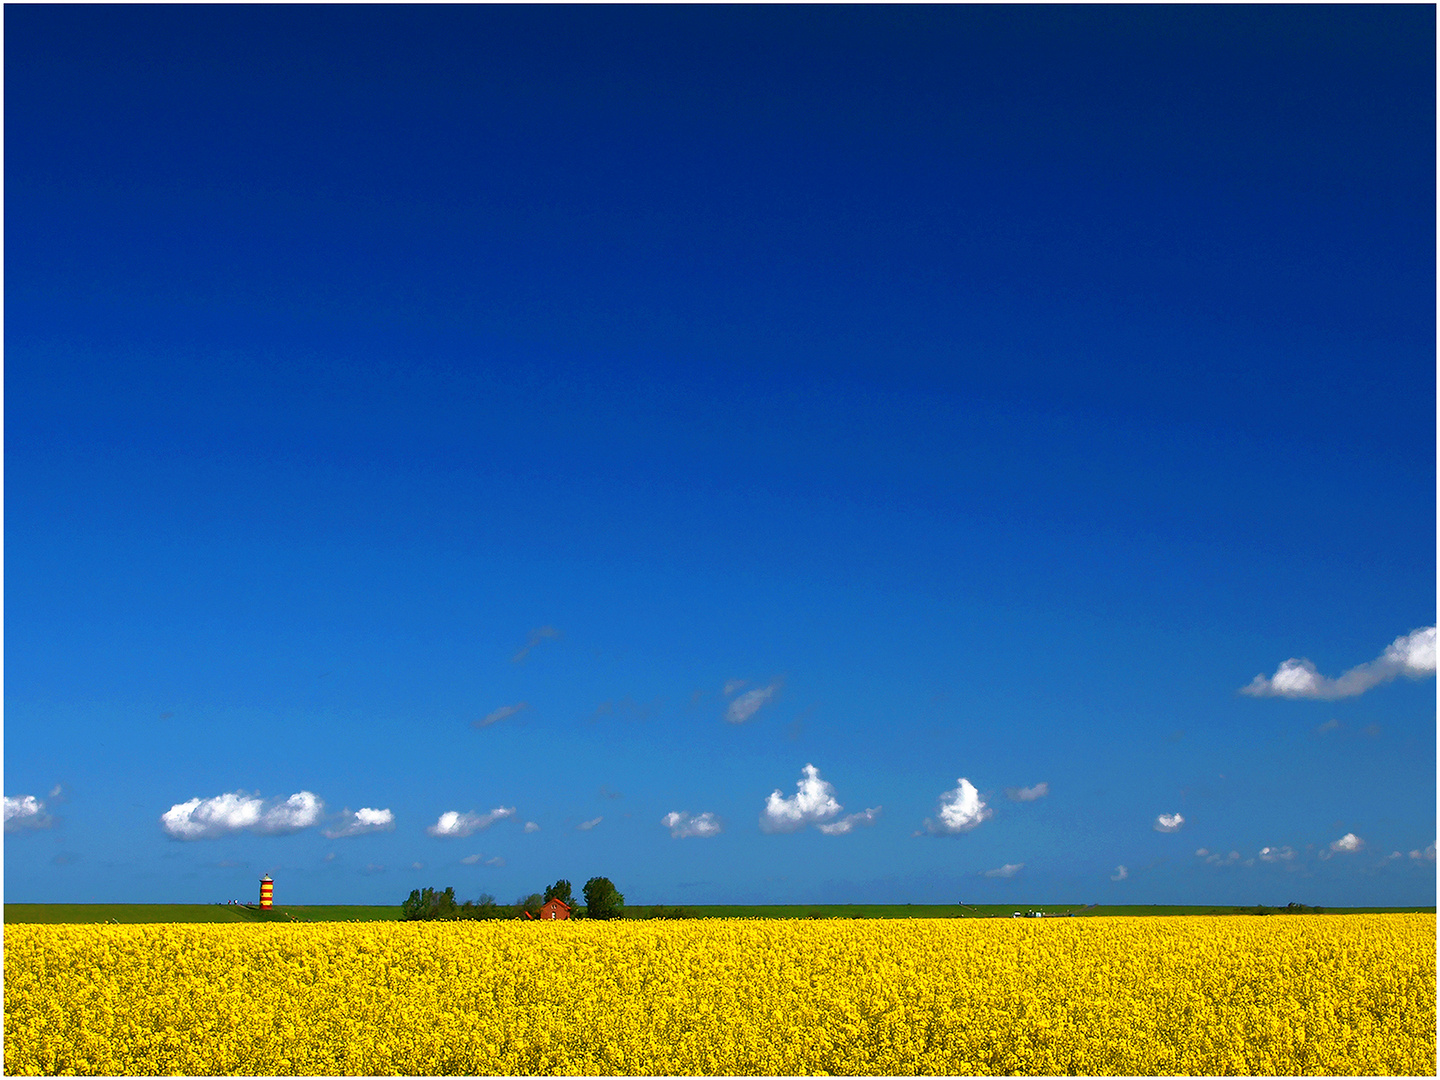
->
xmin=5 ymin=5 xmax=1435 ymax=907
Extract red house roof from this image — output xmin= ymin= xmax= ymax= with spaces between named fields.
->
xmin=538 ymin=897 xmax=572 ymax=919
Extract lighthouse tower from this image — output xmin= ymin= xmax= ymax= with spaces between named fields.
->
xmin=259 ymin=875 xmax=274 ymax=909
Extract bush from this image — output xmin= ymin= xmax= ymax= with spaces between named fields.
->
xmin=460 ymin=893 xmax=508 ymax=920
xmin=641 ymin=905 xmax=695 ymax=920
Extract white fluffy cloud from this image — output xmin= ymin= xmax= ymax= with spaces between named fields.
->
xmin=4 ymin=794 xmax=53 ymax=832
xmin=323 ymin=807 xmax=396 ymax=839
xmin=523 ymin=821 xmax=540 ymax=833
xmin=163 ymin=792 xmax=260 ymax=839
xmin=161 ymin=791 xmax=324 ymax=840
xmin=1409 ymin=842 xmax=1436 ymax=862
xmin=577 ymin=816 xmax=603 ymax=831
xmin=1006 ymin=782 xmax=1049 ymax=802
xmin=1110 ymin=865 xmax=1128 ymax=881
xmin=816 ymin=807 xmax=881 ymax=836
xmin=760 ymin=764 xmax=844 ymax=833
xmin=1154 ymin=813 xmax=1184 ymax=833
xmin=983 ymin=862 xmax=1023 ymax=879
xmin=426 ymin=807 xmax=515 ymax=838
xmin=474 ymin=702 xmax=529 ymax=728
xmin=1319 ymin=832 xmax=1364 ymax=859
xmin=924 ymin=778 xmax=992 ymax=835
xmin=260 ymin=791 xmax=325 ymax=833
xmin=663 ymin=811 xmax=722 ymax=839
xmin=1243 ymin=626 xmax=1436 ymax=700
xmin=726 ymin=681 xmax=781 ymax=724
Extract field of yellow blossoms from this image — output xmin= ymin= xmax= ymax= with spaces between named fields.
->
xmin=5 ymin=913 xmax=1434 ymax=1075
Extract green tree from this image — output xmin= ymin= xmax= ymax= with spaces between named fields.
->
xmin=582 ymin=876 xmax=625 ymax=920
xmin=543 ymin=879 xmax=574 ymax=907
xmin=401 ymin=886 xmax=460 ymax=921
xmin=515 ymin=893 xmax=544 ymax=918
xmin=460 ymin=893 xmax=506 ymax=920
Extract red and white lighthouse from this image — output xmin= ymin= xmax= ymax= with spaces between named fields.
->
xmin=259 ymin=875 xmax=274 ymax=909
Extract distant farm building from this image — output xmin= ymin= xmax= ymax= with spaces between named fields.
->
xmin=539 ymin=897 xmax=572 ymax=921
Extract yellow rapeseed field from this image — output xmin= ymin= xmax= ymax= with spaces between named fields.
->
xmin=4 ymin=914 xmax=1434 ymax=1075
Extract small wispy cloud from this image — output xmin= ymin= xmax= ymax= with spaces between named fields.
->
xmin=426 ymin=807 xmax=516 ymax=838
xmin=1198 ymin=848 xmax=1241 ymax=866
xmin=1409 ymin=842 xmax=1436 ymax=862
xmin=323 ymin=807 xmax=395 ymax=839
xmin=1006 ymin=782 xmax=1049 ymax=802
xmin=474 ymin=702 xmax=529 ymax=729
xmin=4 ymin=794 xmax=54 ymax=832
xmin=727 ymin=680 xmax=782 ymax=724
xmin=1316 ymin=718 xmax=1340 ymax=734
xmin=924 ymin=778 xmax=992 ymax=835
xmin=523 ymin=821 xmax=540 ymax=833
xmin=577 ymin=816 xmax=603 ymax=831
xmin=1242 ymin=626 xmax=1436 ymax=700
xmin=512 ymin=626 xmax=561 ymax=664
xmin=161 ymin=791 xmax=325 ymax=840
xmin=1258 ymin=845 xmax=1296 ymax=862
xmin=983 ymin=862 xmax=1023 ymax=879
xmin=1110 ymin=865 xmax=1128 ymax=881
xmin=1154 ymin=813 xmax=1184 ymax=833
xmin=460 ymin=853 xmax=505 ymax=867
xmin=723 ymin=679 xmax=748 ymax=696
xmin=760 ymin=764 xmax=843 ymax=833
xmin=816 ymin=807 xmax=881 ymax=836
xmin=663 ymin=811 xmax=723 ymax=839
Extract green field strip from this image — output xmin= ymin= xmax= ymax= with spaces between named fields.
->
xmin=6 ymin=902 xmax=1432 ymax=924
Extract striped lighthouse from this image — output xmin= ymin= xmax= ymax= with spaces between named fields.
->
xmin=259 ymin=875 xmax=273 ymax=909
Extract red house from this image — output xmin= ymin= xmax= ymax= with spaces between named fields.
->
xmin=538 ymin=897 xmax=572 ymax=921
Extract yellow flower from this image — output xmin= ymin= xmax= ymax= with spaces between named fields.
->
xmin=3 ymin=915 xmax=1434 ymax=1075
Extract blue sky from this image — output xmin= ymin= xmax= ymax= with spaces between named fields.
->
xmin=5 ymin=5 xmax=1435 ymax=908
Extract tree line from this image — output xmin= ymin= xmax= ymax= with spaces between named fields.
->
xmin=401 ymin=877 xmax=626 ymax=921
